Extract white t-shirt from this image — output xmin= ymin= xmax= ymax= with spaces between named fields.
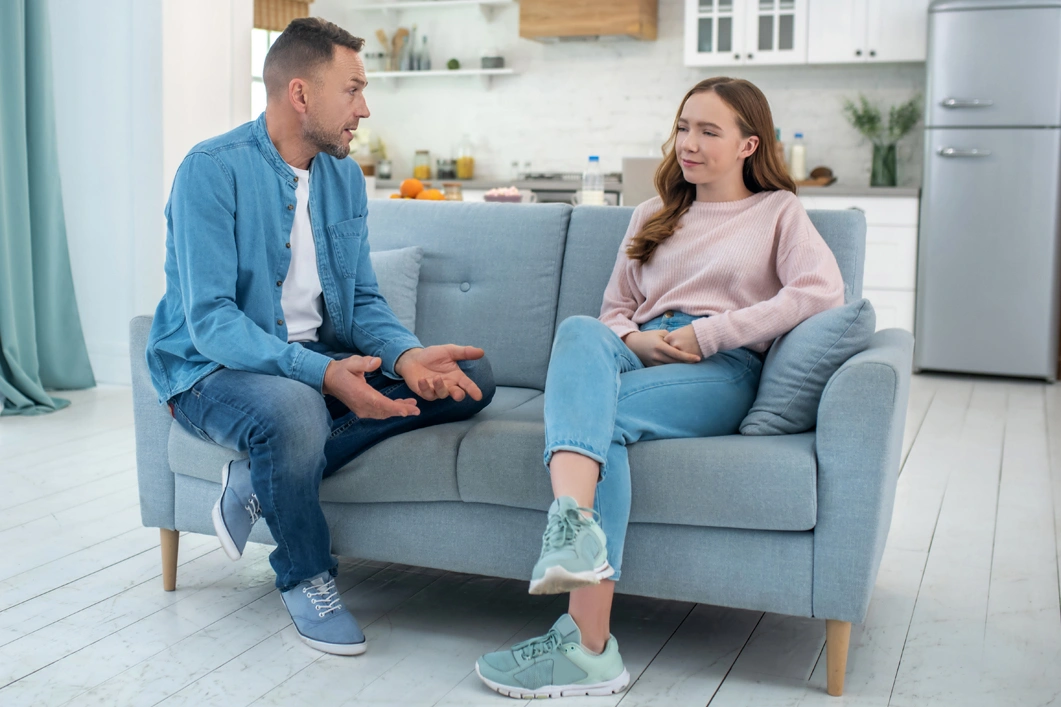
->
xmin=280 ymin=164 xmax=324 ymax=343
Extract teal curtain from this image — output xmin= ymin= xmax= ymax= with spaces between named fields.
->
xmin=0 ymin=0 xmax=95 ymax=415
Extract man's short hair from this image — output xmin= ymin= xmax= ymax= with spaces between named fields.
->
xmin=263 ymin=18 xmax=365 ymax=99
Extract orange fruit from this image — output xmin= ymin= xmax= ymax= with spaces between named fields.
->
xmin=416 ymin=188 xmax=444 ymax=201
xmin=389 ymin=193 xmax=402 ymax=199
xmin=400 ymin=178 xmax=424 ymax=198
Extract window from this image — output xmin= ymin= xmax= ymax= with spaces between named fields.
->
xmin=251 ymin=28 xmax=282 ymax=118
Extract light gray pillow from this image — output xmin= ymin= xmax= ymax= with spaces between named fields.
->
xmin=369 ymin=246 xmax=423 ymax=333
xmin=740 ymin=298 xmax=876 ymax=436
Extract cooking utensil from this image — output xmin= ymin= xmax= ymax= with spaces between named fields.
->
xmin=392 ymin=28 xmax=409 ymax=71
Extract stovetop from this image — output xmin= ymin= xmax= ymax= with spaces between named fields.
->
xmin=521 ymin=172 xmax=623 ymax=183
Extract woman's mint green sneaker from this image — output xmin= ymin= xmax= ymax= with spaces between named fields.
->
xmin=529 ymin=496 xmax=613 ymax=595
xmin=476 ymin=614 xmax=629 ymax=699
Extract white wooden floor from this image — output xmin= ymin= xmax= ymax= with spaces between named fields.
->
xmin=1 ymin=376 xmax=1060 ymax=706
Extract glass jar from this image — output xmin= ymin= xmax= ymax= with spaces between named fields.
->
xmin=413 ymin=150 xmax=431 ymax=180
xmin=376 ymin=159 xmax=392 ymax=180
xmin=456 ymin=135 xmax=475 ymax=180
xmin=362 ymin=51 xmax=386 ymax=73
xmin=442 ymin=182 xmax=463 ymax=201
xmin=436 ymin=158 xmax=456 ymax=180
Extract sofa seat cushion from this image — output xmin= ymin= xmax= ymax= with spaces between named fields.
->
xmin=456 ymin=395 xmax=818 ymax=532
xmin=168 ymin=386 xmax=541 ymax=504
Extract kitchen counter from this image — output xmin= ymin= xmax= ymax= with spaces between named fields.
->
xmin=376 ymin=178 xmax=623 ymax=192
xmin=376 ymin=178 xmax=918 ymax=199
xmin=796 ymin=185 xmax=920 ymax=198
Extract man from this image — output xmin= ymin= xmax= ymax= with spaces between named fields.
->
xmin=146 ymin=17 xmax=495 ymax=656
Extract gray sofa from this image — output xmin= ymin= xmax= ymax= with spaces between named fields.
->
xmin=130 ymin=200 xmax=914 ymax=697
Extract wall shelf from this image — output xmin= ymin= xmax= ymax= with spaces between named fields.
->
xmin=366 ymin=68 xmax=515 ymax=89
xmin=350 ymin=0 xmax=515 ymax=21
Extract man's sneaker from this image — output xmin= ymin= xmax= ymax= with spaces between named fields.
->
xmin=212 ymin=459 xmax=261 ymax=561
xmin=280 ymin=571 xmax=367 ymax=656
xmin=529 ymin=496 xmax=613 ymax=595
xmin=475 ymin=614 xmax=629 ymax=699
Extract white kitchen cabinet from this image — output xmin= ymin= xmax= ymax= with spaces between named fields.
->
xmin=799 ymin=194 xmax=920 ymax=333
xmin=862 ymin=289 xmax=916 ymax=332
xmin=685 ymin=0 xmax=807 ymax=67
xmin=807 ymin=0 xmax=929 ymax=64
xmin=866 ymin=0 xmax=929 ymax=63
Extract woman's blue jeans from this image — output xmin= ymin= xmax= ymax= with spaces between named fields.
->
xmin=543 ymin=314 xmax=762 ymax=581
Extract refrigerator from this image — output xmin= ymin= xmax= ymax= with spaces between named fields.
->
xmin=915 ymin=0 xmax=1061 ymax=380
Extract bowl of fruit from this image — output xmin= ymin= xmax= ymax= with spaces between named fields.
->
xmin=390 ymin=178 xmax=444 ymax=201
xmin=483 ymin=186 xmax=524 ymax=203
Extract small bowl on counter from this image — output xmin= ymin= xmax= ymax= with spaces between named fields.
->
xmin=483 ymin=186 xmax=523 ymax=202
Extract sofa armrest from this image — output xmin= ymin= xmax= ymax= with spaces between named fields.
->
xmin=812 ymin=328 xmax=914 ymax=623
xmin=129 ymin=315 xmax=176 ymax=530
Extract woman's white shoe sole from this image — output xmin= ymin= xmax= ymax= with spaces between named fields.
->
xmin=475 ymin=664 xmax=630 ymax=698
xmin=528 ymin=562 xmax=614 ymax=595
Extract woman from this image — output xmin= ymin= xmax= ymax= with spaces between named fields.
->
xmin=475 ymin=77 xmax=845 ymax=699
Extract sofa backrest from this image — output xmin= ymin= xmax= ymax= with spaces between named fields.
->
xmin=367 ymin=200 xmax=571 ymax=389
xmin=365 ymin=200 xmax=867 ymax=388
xmin=555 ymin=204 xmax=867 ymax=327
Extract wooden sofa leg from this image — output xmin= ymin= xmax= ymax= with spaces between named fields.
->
xmin=160 ymin=528 xmax=179 ymax=591
xmin=826 ymin=619 xmax=852 ymax=696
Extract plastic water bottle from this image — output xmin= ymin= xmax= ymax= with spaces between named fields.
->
xmin=789 ymin=132 xmax=807 ymax=180
xmin=581 ymin=156 xmax=605 ymax=206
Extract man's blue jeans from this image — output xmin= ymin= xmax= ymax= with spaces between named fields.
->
xmin=543 ymin=314 xmax=762 ymax=581
xmin=170 ymin=350 xmax=495 ymax=591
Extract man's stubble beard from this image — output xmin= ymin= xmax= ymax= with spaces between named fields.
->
xmin=304 ymin=115 xmax=350 ymax=160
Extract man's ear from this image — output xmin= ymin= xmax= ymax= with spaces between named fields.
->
xmin=288 ymin=78 xmax=309 ymax=114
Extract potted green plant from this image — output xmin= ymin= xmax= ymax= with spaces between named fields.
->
xmin=843 ymin=94 xmax=922 ymax=187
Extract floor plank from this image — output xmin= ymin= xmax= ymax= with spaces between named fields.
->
xmin=615 ymin=604 xmax=761 ymax=707
xmin=889 ymin=382 xmax=1008 ymax=707
xmin=0 ymin=531 xmax=217 ymax=648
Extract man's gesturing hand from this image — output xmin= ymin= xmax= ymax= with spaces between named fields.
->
xmin=322 ymin=357 xmax=420 ymax=419
xmin=394 ymin=345 xmax=485 ymax=402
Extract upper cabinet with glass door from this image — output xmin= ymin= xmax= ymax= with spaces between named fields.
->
xmin=684 ymin=0 xmax=744 ymax=66
xmin=684 ymin=0 xmax=807 ymax=66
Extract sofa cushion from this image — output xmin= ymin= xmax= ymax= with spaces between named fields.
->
xmin=369 ymin=245 xmax=422 ymax=333
xmin=456 ymin=395 xmax=818 ymax=532
xmin=740 ymin=298 xmax=876 ymax=436
xmin=366 ymin=200 xmax=571 ymax=389
xmin=168 ymin=386 xmax=541 ymax=504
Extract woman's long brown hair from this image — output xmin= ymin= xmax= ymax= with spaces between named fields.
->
xmin=627 ymin=77 xmax=796 ymax=264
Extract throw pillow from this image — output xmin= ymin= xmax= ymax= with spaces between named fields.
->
xmin=740 ymin=298 xmax=876 ymax=435
xmin=369 ymin=246 xmax=423 ymax=333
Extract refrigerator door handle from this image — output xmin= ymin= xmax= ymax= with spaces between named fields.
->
xmin=940 ymin=97 xmax=996 ymax=109
xmin=937 ymin=147 xmax=993 ymax=158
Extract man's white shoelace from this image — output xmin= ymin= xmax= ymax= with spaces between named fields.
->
xmin=245 ymin=494 xmax=262 ymax=524
xmin=305 ymin=579 xmax=343 ymax=617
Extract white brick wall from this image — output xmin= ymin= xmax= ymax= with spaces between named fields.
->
xmin=313 ymin=0 xmax=925 ymax=187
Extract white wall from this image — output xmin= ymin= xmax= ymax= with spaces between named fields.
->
xmin=312 ymin=0 xmax=925 ymax=186
xmin=50 ymin=0 xmax=253 ymax=385
xmin=162 ymin=0 xmax=253 ymax=202
xmin=49 ymin=0 xmax=163 ymax=385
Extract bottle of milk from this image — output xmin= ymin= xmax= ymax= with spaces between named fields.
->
xmin=789 ymin=132 xmax=807 ymax=180
xmin=581 ymin=156 xmax=605 ymax=206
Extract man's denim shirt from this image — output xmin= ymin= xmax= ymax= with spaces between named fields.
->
xmin=146 ymin=113 xmax=422 ymax=404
